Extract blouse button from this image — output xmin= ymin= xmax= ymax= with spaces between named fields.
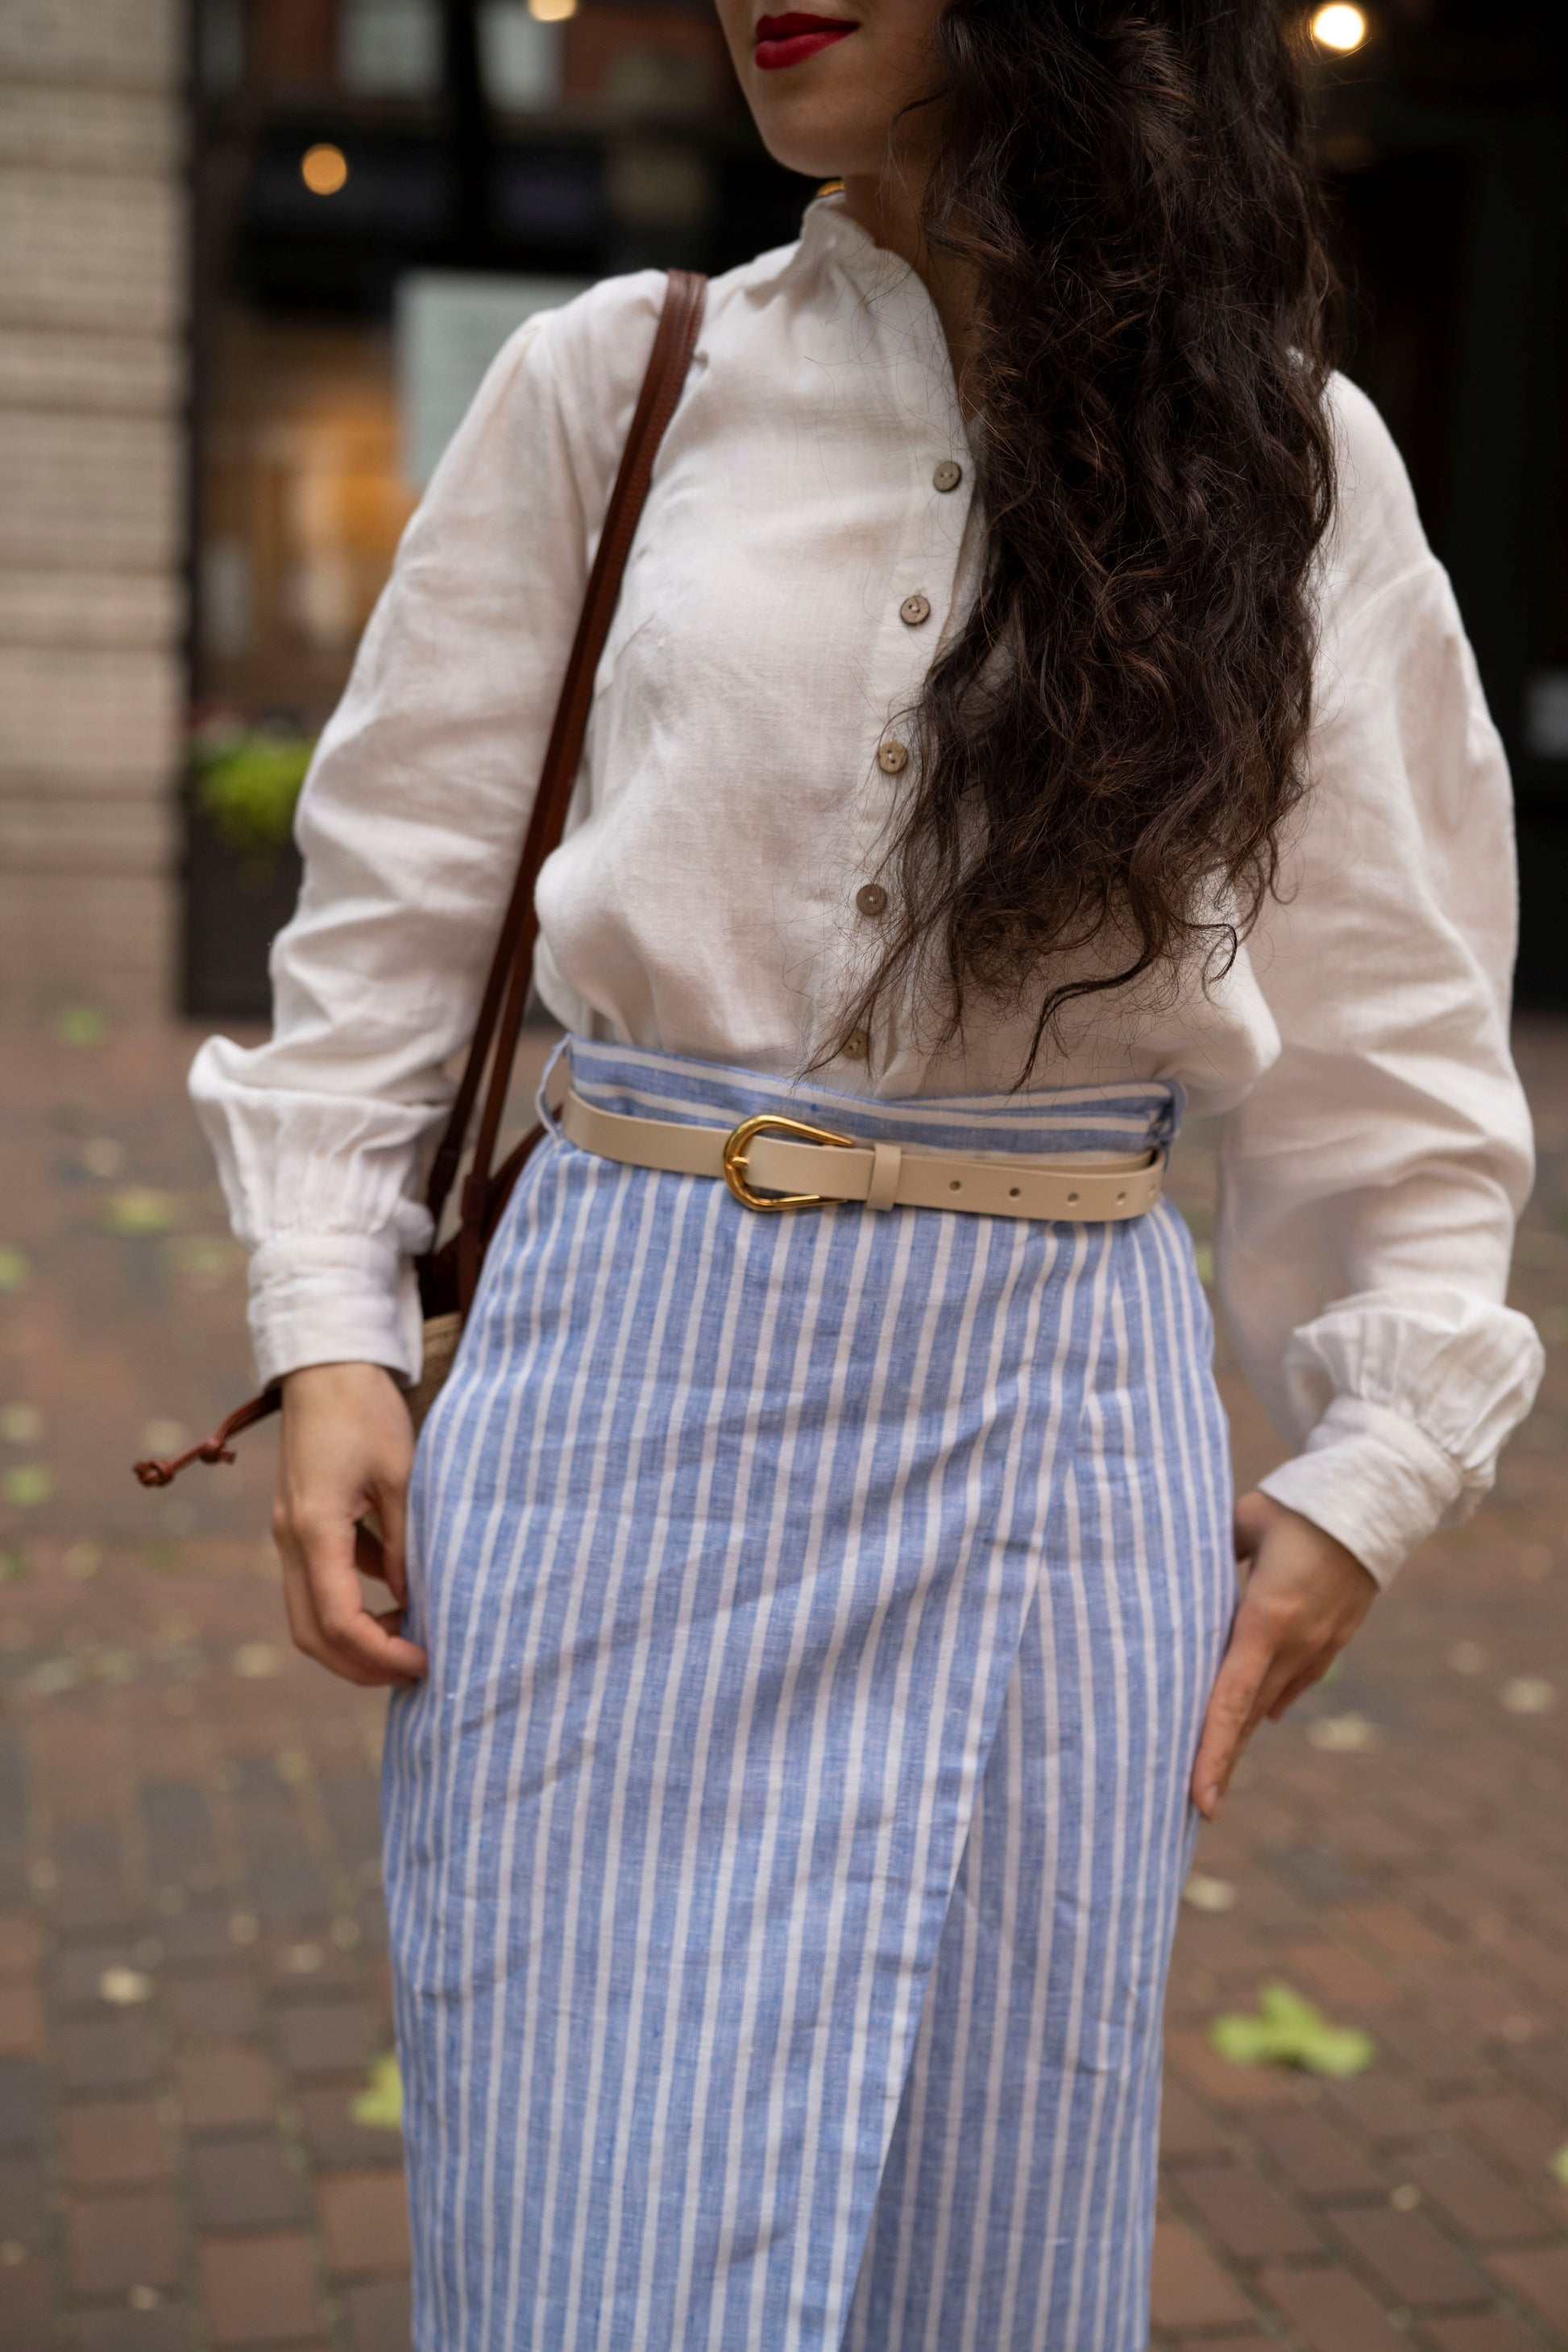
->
xmin=932 ymin=458 xmax=962 ymax=492
xmin=840 ymin=1028 xmax=871 ymax=1061
xmin=877 ymin=740 xmax=909 ymax=774
xmin=900 ymin=593 xmax=931 ymax=628
xmin=856 ymin=882 xmax=888 ymax=919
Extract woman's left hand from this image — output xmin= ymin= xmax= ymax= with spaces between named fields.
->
xmin=1192 ymin=1491 xmax=1379 ymax=1820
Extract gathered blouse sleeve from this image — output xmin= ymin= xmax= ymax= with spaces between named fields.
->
xmin=189 ymin=272 xmax=667 ymax=1388
xmin=1219 ymin=378 xmax=1544 ymax=1587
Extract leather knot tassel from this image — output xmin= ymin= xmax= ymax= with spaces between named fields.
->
xmin=133 ymin=1389 xmax=282 ymax=1486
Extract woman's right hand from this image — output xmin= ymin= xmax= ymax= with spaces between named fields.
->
xmin=272 ymin=1361 xmax=428 ymax=1686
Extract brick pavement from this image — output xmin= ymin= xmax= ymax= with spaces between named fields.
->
xmin=1 ymin=1014 xmax=1566 ymax=2349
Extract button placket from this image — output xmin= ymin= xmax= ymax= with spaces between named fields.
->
xmin=861 ymin=402 xmax=966 ymax=819
xmin=839 ymin=272 xmax=970 ymax=1094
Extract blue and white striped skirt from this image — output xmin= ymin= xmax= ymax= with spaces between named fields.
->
xmin=384 ymin=1038 xmax=1234 ymax=2351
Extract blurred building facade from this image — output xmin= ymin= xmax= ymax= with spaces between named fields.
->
xmin=0 ymin=0 xmax=1565 ymax=1021
xmin=1315 ymin=0 xmax=1568 ymax=1009
xmin=185 ymin=0 xmax=811 ymax=1012
xmin=0 ymin=0 xmax=187 ymax=1017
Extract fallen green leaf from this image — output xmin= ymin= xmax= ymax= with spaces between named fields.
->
xmin=2 ymin=1465 xmax=54 ymax=1509
xmin=1209 ymin=1982 xmax=1375 ymax=2079
xmin=56 ymin=1005 xmax=106 ymax=1047
xmin=1306 ymin=1711 xmax=1379 ymax=1753
xmin=102 ymin=1188 xmax=183 ymax=1238
xmin=1551 ymin=2143 xmax=1568 ymax=2190
xmin=352 ymin=2051 xmax=403 ymax=2134
xmin=0 ymin=1248 xmax=30 ymax=1293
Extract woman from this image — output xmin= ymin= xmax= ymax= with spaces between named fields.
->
xmin=192 ymin=1 xmax=1542 ymax=2344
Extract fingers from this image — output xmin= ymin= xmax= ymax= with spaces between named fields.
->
xmin=1190 ymin=1628 xmax=1271 ymax=1819
xmin=1266 ymin=1645 xmax=1343 ymax=1721
xmin=1194 ymin=1497 xmax=1379 ymax=1818
xmin=273 ymin=1495 xmax=426 ymax=1687
xmin=275 ymin=1510 xmax=386 ymax=1686
xmin=271 ymin=1363 xmax=424 ymax=1689
xmin=278 ymin=1541 xmax=386 ymax=1688
xmin=1196 ymin=1610 xmax=1359 ymax=1815
xmin=297 ymin=1506 xmax=426 ymax=1682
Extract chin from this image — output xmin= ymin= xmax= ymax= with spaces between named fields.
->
xmin=765 ymin=136 xmax=852 ymax=180
xmin=750 ymin=105 xmax=872 ymax=185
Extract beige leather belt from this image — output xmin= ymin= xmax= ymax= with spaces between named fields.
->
xmin=557 ymin=1086 xmax=1164 ymax=1222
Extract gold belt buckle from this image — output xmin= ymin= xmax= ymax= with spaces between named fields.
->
xmin=721 ymin=1111 xmax=857 ymax=1211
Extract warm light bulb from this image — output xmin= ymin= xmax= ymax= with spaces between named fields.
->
xmin=1311 ymin=3 xmax=1368 ymax=51
xmin=527 ymin=0 xmax=577 ymax=19
xmin=301 ymin=143 xmax=349 ymax=196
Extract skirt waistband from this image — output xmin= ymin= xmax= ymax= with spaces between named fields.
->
xmin=541 ymin=1036 xmax=1184 ymax=1163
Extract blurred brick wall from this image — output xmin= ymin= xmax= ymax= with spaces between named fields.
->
xmin=0 ymin=0 xmax=187 ymax=1016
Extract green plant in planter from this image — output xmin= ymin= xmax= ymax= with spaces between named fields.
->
xmin=192 ymin=724 xmax=316 ymax=873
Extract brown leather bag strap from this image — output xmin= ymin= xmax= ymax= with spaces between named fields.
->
xmin=424 ymin=267 xmax=707 ymax=1284
xmin=130 ymin=270 xmax=706 ymax=1493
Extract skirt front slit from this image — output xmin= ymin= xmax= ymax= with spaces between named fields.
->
xmin=381 ymin=1039 xmax=1233 ymax=2352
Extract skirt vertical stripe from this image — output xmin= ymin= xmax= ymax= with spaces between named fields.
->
xmin=844 ymin=1177 xmax=1232 ymax=2351
xmin=381 ymin=1038 xmax=1232 ymax=2351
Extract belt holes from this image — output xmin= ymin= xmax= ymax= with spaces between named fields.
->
xmin=1116 ymin=1190 xmax=1127 ymax=1205
xmin=1067 ymin=1189 xmax=1080 ymax=1205
xmin=1008 ymin=1184 xmax=1020 ymax=1199
xmin=949 ymin=1178 xmax=962 ymax=1192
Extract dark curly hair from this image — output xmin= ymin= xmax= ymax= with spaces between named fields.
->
xmin=830 ymin=0 xmax=1340 ymax=1080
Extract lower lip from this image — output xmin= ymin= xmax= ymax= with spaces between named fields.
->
xmin=755 ymin=24 xmax=855 ymax=70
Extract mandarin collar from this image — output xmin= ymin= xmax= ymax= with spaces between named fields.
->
xmin=790 ymin=193 xmax=965 ymax=443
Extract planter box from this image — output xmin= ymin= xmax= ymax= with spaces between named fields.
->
xmin=182 ymin=801 xmax=302 ymax=1020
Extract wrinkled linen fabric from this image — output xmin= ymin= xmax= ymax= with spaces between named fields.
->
xmin=189 ymin=192 xmax=1541 ymax=1585
xmin=383 ymin=1039 xmax=1233 ymax=2351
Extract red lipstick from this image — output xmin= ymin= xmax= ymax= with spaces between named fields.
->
xmin=753 ymin=12 xmax=858 ymax=70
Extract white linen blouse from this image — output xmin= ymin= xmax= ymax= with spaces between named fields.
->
xmin=191 ymin=193 xmax=1542 ymax=1587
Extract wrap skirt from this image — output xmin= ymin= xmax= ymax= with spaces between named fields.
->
xmin=383 ymin=1038 xmax=1234 ymax=2351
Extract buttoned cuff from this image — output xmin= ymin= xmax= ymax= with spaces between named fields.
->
xmin=1256 ymin=1393 xmax=1478 ymax=1589
xmin=247 ymin=1232 xmax=425 ymax=1389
